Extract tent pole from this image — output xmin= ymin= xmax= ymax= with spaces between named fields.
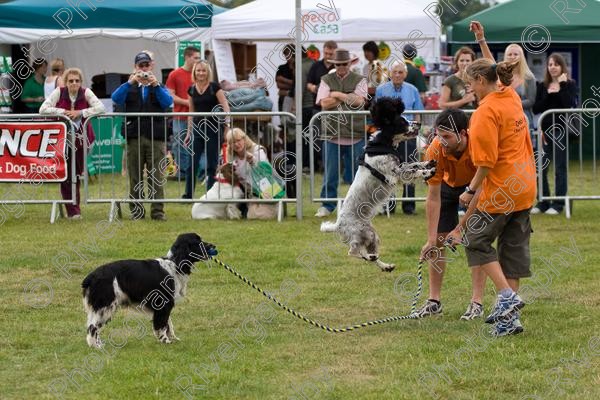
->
xmin=295 ymin=0 xmax=303 ymax=220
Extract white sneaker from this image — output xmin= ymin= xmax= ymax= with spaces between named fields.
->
xmin=314 ymin=207 xmax=332 ymax=217
xmin=530 ymin=207 xmax=541 ymax=215
xmin=545 ymin=207 xmax=560 ymax=215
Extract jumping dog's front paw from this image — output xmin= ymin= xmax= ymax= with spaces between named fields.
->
xmin=424 ymin=168 xmax=437 ymax=181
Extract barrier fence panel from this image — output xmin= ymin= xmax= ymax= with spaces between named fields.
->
xmin=307 ymin=109 xmax=473 ymax=215
xmin=536 ymin=108 xmax=600 ymax=219
xmin=83 ymin=111 xmax=298 ymax=222
xmin=0 ymin=114 xmax=77 ymax=224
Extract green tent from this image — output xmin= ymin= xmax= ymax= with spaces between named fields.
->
xmin=0 ymin=0 xmax=222 ymax=35
xmin=448 ymin=0 xmax=600 ymax=43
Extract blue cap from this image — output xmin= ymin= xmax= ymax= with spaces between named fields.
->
xmin=134 ymin=52 xmax=152 ymax=65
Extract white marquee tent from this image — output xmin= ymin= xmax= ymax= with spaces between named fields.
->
xmin=211 ymin=0 xmax=442 ymax=112
xmin=212 ymin=0 xmax=441 ymax=44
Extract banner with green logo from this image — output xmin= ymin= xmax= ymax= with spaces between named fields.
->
xmin=88 ymin=117 xmax=125 ymax=175
xmin=178 ymin=41 xmax=203 ymax=67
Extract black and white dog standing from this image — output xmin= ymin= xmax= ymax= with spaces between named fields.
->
xmin=321 ymin=97 xmax=436 ymax=272
xmin=82 ymin=233 xmax=215 ymax=348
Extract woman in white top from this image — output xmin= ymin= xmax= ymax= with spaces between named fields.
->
xmin=44 ymin=58 xmax=65 ymax=99
xmin=226 ymin=128 xmax=280 ymax=219
xmin=40 ymin=67 xmax=105 ymax=219
xmin=226 ymin=127 xmax=269 ymax=187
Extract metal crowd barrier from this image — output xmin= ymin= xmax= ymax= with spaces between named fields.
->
xmin=308 ymin=109 xmax=473 ymax=214
xmin=82 ymin=111 xmax=298 ymax=222
xmin=0 ymin=113 xmax=77 ymax=223
xmin=536 ymin=108 xmax=600 ymax=219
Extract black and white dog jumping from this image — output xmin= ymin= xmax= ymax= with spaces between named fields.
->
xmin=82 ymin=233 xmax=215 ymax=348
xmin=321 ymin=97 xmax=436 ymax=272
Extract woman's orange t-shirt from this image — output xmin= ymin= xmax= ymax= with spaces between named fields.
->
xmin=468 ymin=87 xmax=537 ymax=214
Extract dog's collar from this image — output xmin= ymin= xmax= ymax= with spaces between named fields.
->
xmin=216 ymin=177 xmax=239 ymax=187
xmin=359 ymin=160 xmax=392 ymax=186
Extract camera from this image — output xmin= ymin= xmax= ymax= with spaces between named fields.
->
xmin=139 ymin=71 xmax=150 ymax=79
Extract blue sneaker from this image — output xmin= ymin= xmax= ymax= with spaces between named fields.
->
xmin=485 ymin=292 xmax=525 ymax=324
xmin=491 ymin=312 xmax=524 ymax=337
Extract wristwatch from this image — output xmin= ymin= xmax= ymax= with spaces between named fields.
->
xmin=465 ymin=185 xmax=476 ymax=195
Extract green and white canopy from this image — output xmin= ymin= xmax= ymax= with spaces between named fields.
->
xmin=0 ymin=0 xmax=222 ymax=43
xmin=0 ymin=0 xmax=227 ymax=90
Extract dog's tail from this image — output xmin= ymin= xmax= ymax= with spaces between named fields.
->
xmin=320 ymin=221 xmax=338 ymax=232
xmin=81 ymin=274 xmax=92 ymax=297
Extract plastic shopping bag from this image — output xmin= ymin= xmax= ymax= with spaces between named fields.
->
xmin=250 ymin=161 xmax=286 ymax=199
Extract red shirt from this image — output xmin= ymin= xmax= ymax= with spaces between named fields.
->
xmin=166 ymin=67 xmax=192 ymax=119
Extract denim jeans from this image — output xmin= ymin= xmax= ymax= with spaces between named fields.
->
xmin=184 ymin=120 xmax=219 ymax=198
xmin=171 ymin=119 xmax=190 ymax=179
xmin=538 ymin=132 xmax=568 ymax=212
xmin=320 ymin=139 xmax=365 ymax=211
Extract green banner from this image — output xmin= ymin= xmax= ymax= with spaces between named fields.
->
xmin=88 ymin=117 xmax=125 ymax=175
xmin=178 ymin=41 xmax=203 ymax=67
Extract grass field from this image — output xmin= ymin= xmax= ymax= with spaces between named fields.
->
xmin=1 ymin=171 xmax=600 ymax=400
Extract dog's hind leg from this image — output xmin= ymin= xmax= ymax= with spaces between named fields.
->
xmin=83 ymin=295 xmax=115 ymax=349
xmin=153 ymin=306 xmax=174 ymax=344
xmin=364 ymin=229 xmax=395 ymax=272
xmin=348 ymin=241 xmax=369 ymax=260
xmin=166 ymin=317 xmax=180 ymax=341
xmin=85 ymin=306 xmax=114 ymax=348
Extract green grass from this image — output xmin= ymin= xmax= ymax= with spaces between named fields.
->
xmin=1 ymin=172 xmax=600 ymax=400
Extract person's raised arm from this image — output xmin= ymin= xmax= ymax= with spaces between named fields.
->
xmin=470 ymin=21 xmax=494 ymax=61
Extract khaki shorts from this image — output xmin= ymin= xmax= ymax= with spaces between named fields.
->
xmin=464 ymin=208 xmax=533 ymax=279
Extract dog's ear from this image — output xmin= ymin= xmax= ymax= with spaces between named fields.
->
xmin=370 ymin=97 xmax=405 ymax=127
xmin=393 ymin=115 xmax=410 ymax=134
xmin=393 ymin=98 xmax=405 ymax=115
xmin=170 ymin=233 xmax=213 ymax=272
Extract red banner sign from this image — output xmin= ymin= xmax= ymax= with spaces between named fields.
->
xmin=0 ymin=121 xmax=68 ymax=182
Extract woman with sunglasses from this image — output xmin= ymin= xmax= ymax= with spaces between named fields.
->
xmin=40 ymin=67 xmax=105 ymax=219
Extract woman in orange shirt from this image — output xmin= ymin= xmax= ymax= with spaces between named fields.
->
xmin=447 ymin=58 xmax=536 ymax=337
